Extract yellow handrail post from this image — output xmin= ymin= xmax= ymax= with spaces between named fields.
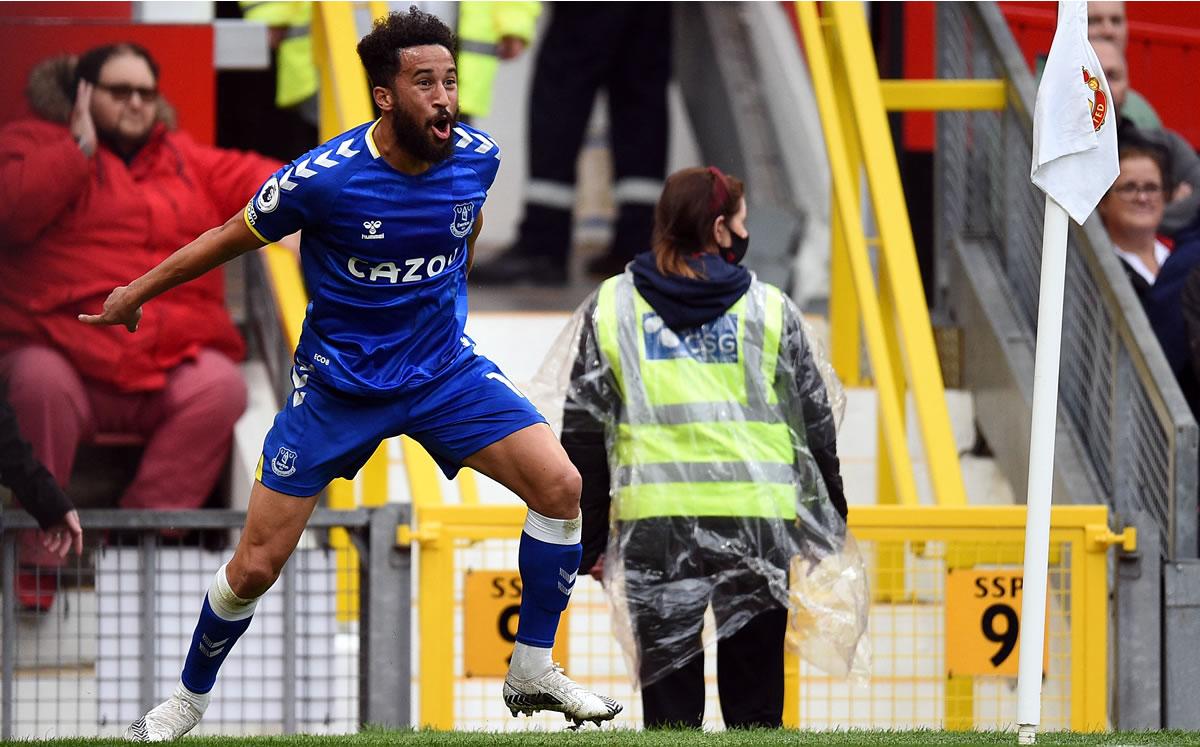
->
xmin=876 ymin=248 xmax=907 ymax=507
xmin=1074 ymin=524 xmax=1112 ymax=730
xmin=782 ymin=648 xmax=800 ymax=728
xmin=401 ymin=436 xmax=446 ymax=508
xmin=796 ymin=0 xmax=920 ymax=508
xmin=826 ymin=2 xmax=967 ymax=507
xmin=417 ymin=518 xmax=456 ymax=728
xmin=943 ymin=539 xmax=977 ymax=730
xmin=328 ymin=480 xmax=360 ymax=622
xmin=874 ymin=249 xmax=911 ymax=601
xmin=312 ymin=2 xmax=375 ymax=142
xmin=826 ymin=19 xmax=862 ymax=387
xmin=359 ymin=448 xmax=390 ymax=507
xmin=828 ymin=205 xmax=861 ymax=384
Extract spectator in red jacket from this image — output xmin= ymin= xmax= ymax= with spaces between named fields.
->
xmin=0 ymin=43 xmax=282 ymax=603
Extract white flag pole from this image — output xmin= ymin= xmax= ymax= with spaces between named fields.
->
xmin=1015 ymin=194 xmax=1071 ymax=745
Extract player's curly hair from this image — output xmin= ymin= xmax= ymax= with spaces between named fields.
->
xmin=357 ymin=6 xmax=457 ymax=89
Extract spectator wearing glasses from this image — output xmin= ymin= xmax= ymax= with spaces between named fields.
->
xmin=0 ymin=43 xmax=281 ymax=608
xmin=1099 ymin=140 xmax=1200 ymax=416
xmin=1099 ymin=140 xmax=1172 ymax=299
xmin=1092 ymin=39 xmax=1200 ymax=238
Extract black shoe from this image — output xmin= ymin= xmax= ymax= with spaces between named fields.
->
xmin=470 ymin=248 xmax=567 ymax=286
xmin=585 ymin=251 xmax=633 ymax=279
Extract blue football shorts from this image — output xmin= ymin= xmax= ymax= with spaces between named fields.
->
xmin=257 ymin=348 xmax=547 ymax=497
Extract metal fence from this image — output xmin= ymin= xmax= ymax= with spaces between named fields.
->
xmin=0 ymin=507 xmax=410 ymax=740
xmin=4 ymin=503 xmax=1120 ymax=736
xmin=935 ymin=2 xmax=1198 ymax=560
xmin=413 ymin=503 xmax=1116 ymax=732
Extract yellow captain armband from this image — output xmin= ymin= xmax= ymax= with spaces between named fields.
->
xmin=243 ymin=204 xmax=272 ymax=244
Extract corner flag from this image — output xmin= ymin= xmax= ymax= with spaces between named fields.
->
xmin=1018 ymin=3 xmax=1119 ymax=744
xmin=1030 ymin=0 xmax=1120 ymax=224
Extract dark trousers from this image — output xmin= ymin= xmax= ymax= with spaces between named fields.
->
xmin=640 ymin=608 xmax=788 ymax=729
xmin=519 ymin=2 xmax=671 ymax=263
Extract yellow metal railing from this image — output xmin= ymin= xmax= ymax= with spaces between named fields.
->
xmin=878 ymin=80 xmax=1007 ymax=111
xmin=311 ymin=2 xmax=376 ymax=141
xmin=406 ymin=504 xmax=1124 ymax=731
xmin=798 ymin=1 xmax=973 ymax=509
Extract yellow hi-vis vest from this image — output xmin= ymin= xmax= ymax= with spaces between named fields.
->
xmin=594 ymin=274 xmax=795 ymax=522
xmin=242 ymin=1 xmax=317 ymax=108
xmin=457 ymin=1 xmax=540 ymax=118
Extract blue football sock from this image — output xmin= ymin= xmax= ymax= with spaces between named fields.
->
xmin=180 ymin=564 xmax=257 ymax=695
xmin=515 ymin=510 xmax=583 ymax=648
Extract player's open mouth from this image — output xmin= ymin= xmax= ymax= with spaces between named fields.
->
xmin=431 ymin=116 xmax=452 ymax=141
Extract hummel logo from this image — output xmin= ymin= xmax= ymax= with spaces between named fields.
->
xmin=361 ymin=220 xmax=385 ymax=240
xmin=557 ymin=567 xmax=577 ymax=596
xmin=453 ymin=126 xmax=499 ymax=158
xmin=199 ymin=634 xmax=228 ymax=658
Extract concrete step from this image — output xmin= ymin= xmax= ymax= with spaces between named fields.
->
xmin=838 ymin=387 xmax=1015 ymax=507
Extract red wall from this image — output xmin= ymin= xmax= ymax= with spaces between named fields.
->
xmin=0 ymin=2 xmax=132 ymax=20
xmin=902 ymin=1 xmax=1200 ymax=150
xmin=0 ymin=20 xmax=215 ymax=144
xmin=903 ymin=2 xmax=937 ymax=151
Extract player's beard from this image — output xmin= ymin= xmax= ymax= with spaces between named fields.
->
xmin=391 ymin=103 xmax=456 ymax=164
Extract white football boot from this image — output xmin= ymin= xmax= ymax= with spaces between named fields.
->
xmin=503 ymin=663 xmax=623 ymax=728
xmin=124 ymin=684 xmax=209 ymax=742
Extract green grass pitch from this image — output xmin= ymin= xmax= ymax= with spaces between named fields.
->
xmin=16 ymin=728 xmax=1200 ymax=746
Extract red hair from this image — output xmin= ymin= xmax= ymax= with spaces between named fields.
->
xmin=651 ymin=166 xmax=745 ymax=279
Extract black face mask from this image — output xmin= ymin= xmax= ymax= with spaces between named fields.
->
xmin=721 ymin=230 xmax=749 ymax=265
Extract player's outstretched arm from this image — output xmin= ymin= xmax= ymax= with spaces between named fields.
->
xmin=78 ymin=211 xmax=267 ymax=332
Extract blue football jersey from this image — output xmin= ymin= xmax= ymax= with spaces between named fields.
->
xmin=243 ymin=119 xmax=501 ymax=396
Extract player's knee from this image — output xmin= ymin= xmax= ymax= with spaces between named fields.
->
xmin=534 ymin=461 xmax=582 ymax=519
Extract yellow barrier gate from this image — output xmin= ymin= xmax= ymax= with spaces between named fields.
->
xmin=406 ymin=504 xmax=1127 ymax=732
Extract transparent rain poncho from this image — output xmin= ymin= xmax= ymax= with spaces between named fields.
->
xmin=528 ymin=273 xmax=870 ymax=688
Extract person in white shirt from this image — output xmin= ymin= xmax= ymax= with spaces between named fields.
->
xmin=1098 ymin=141 xmax=1169 ymax=298
xmin=1100 ymin=139 xmax=1200 ymax=418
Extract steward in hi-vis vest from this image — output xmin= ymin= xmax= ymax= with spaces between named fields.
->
xmin=594 ymin=274 xmax=803 ymax=523
xmin=241 ymin=1 xmax=317 ymax=113
xmin=540 ymin=166 xmax=864 ymax=729
xmin=456 ymin=1 xmax=540 ymax=121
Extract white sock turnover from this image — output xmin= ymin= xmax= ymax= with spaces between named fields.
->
xmin=509 ymin=641 xmax=554 ymax=680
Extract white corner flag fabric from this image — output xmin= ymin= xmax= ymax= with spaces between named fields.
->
xmin=1029 ymin=0 xmax=1119 ymax=224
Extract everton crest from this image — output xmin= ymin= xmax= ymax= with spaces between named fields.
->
xmin=271 ymin=446 xmax=297 ymax=478
xmin=450 ymin=202 xmax=475 ymax=238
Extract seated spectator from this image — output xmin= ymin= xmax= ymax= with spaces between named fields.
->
xmin=1098 ymin=140 xmax=1200 ymax=415
xmin=1087 ymin=1 xmax=1162 ymax=130
xmin=0 ymin=44 xmax=281 ymax=605
xmin=1092 ymin=39 xmax=1200 ymax=237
